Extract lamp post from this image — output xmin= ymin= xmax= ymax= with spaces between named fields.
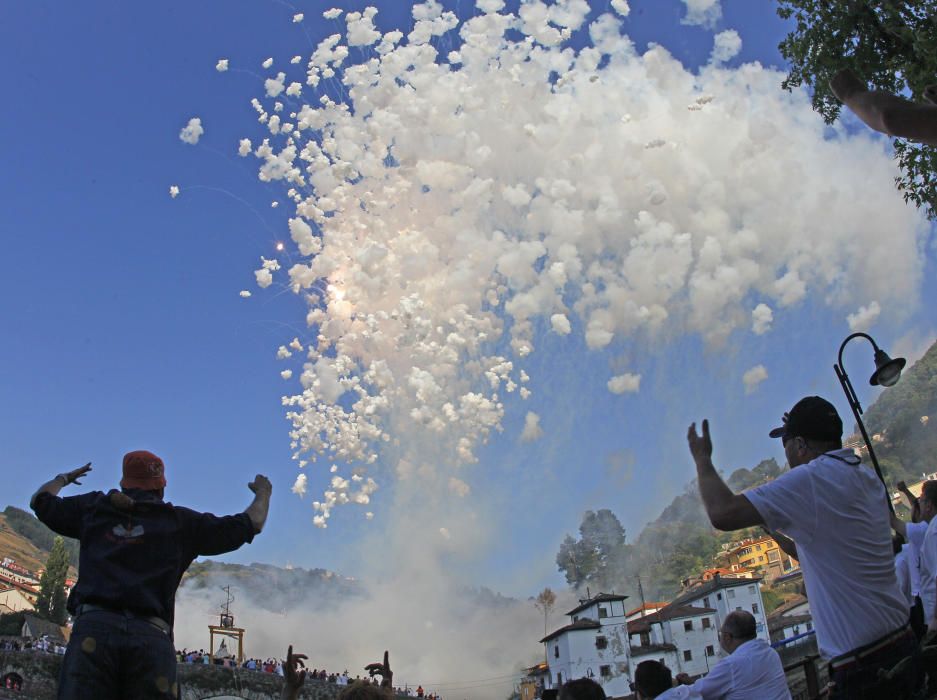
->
xmin=834 ymin=332 xmax=906 ymax=511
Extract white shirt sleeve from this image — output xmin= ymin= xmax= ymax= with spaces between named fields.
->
xmin=688 ymin=655 xmax=734 ymax=699
xmin=744 ymin=466 xmax=817 ymax=545
xmin=920 ymin=524 xmax=937 ymax=622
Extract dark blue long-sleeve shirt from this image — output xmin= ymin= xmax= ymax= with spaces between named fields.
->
xmin=32 ymin=490 xmax=255 ymax=628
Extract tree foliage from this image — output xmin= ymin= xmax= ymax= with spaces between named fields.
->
xmin=36 ymin=536 xmax=69 ymax=625
xmin=533 ymin=587 xmax=557 ymax=637
xmin=863 ymin=339 xmax=937 ymax=482
xmin=0 ymin=611 xmax=26 ymax=636
xmin=555 ymin=509 xmax=633 ymax=590
xmin=777 ymin=0 xmax=937 ymax=218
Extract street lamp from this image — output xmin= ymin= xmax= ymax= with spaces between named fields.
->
xmin=834 ymin=332 xmax=906 ymax=508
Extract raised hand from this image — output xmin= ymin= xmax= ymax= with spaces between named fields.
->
xmin=62 ymin=463 xmax=92 ymax=486
xmin=283 ymin=645 xmax=307 ymax=693
xmin=248 ymin=474 xmax=272 ymax=497
xmin=687 ymin=420 xmax=713 ymax=465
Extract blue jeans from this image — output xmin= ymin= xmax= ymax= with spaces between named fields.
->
xmin=58 ymin=609 xmax=178 ymax=700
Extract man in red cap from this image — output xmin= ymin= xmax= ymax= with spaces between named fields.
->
xmin=30 ymin=451 xmax=272 ymax=699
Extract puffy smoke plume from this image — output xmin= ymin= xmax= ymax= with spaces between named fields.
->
xmin=710 ymin=29 xmax=741 ymax=64
xmin=681 ymin=0 xmax=722 ymax=28
xmin=234 ymin=0 xmax=927 ymax=520
xmin=178 ymin=117 xmax=203 ymax=145
xmin=520 ymin=411 xmax=544 ymax=442
xmin=742 ymin=364 xmax=768 ymax=394
xmin=216 ymin=58 xmax=229 ymax=72
xmin=169 ymin=185 xmax=180 ymax=199
xmin=847 ymin=301 xmax=881 ymax=332
xmin=608 ymin=372 xmax=642 ymax=395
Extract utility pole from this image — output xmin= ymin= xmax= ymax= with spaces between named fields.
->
xmin=636 ymin=575 xmax=647 ymax=616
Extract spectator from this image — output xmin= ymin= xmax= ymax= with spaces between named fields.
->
xmin=687 ymin=396 xmax=914 ymax=698
xmin=558 ymin=678 xmax=605 ymax=700
xmin=30 ymin=452 xmax=271 ymax=700
xmin=892 ymin=481 xmax=937 ymax=639
xmin=667 ymin=611 xmax=790 ymax=699
xmin=631 ymin=660 xmax=673 ymax=699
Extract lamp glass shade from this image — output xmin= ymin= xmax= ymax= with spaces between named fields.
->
xmin=870 ymin=350 xmax=906 ymax=387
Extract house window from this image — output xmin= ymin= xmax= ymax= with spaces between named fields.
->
xmin=702 ymin=618 xmax=711 ymax=629
xmin=595 ymin=636 xmax=607 ymax=650
xmin=554 ymin=646 xmax=559 ymax=659
xmin=600 ymin=665 xmax=611 ymax=678
xmin=703 ymin=597 xmax=710 ymax=607
xmin=684 ymin=620 xmax=693 ymax=632
xmin=807 ymin=621 xmax=813 ymax=631
xmin=683 ymin=650 xmax=692 ymax=662
xmin=706 ymin=645 xmax=715 ymax=656
xmin=768 ymin=550 xmax=780 ymax=562
xmin=640 ymin=632 xmax=650 ymax=646
xmin=748 ymin=585 xmax=756 ymax=594
xmin=598 ymin=606 xmax=608 ymax=619
xmin=752 ymin=603 xmax=759 ymax=615
xmin=727 ymin=589 xmax=735 ymax=599
xmin=717 ymin=593 xmax=722 ymax=601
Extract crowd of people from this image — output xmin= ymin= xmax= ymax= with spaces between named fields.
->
xmin=0 ymin=635 xmax=65 ymax=655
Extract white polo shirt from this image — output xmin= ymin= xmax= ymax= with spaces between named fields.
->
xmin=745 ymin=450 xmax=907 ymax=658
xmin=656 ymin=638 xmax=790 ymax=700
xmin=895 ymin=545 xmax=913 ymax=608
xmin=919 ymin=517 xmax=937 ymax=622
xmin=906 ymin=520 xmax=927 ymax=598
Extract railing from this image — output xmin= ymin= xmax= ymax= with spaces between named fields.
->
xmin=783 ymin=654 xmax=824 ymax=700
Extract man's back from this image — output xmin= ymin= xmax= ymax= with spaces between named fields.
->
xmin=33 ymin=489 xmax=255 ymax=626
xmin=746 ymin=450 xmax=907 ymax=657
xmin=669 ymin=639 xmax=789 ymax=700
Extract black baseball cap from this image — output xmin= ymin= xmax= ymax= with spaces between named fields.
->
xmin=769 ymin=396 xmax=843 ymax=442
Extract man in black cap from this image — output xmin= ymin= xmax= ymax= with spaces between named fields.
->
xmin=687 ymin=396 xmax=915 ymax=699
xmin=30 ymin=451 xmax=272 ymax=699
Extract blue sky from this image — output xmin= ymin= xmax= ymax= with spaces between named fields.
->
xmin=2 ymin=0 xmax=935 ymax=601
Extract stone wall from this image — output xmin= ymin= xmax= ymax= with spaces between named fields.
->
xmin=0 ymin=651 xmax=350 ymax=700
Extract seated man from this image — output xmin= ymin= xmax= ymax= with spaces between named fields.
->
xmin=663 ymin=612 xmax=790 ymax=700
xmin=559 ymin=678 xmax=606 ymax=700
xmin=632 ymin=660 xmax=674 ymax=699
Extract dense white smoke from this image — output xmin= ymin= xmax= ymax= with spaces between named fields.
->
xmin=236 ymin=0 xmax=926 ymax=524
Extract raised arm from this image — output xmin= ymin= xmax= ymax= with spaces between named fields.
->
xmin=688 ymin=421 xmax=764 ymax=531
xmin=29 ymin=463 xmax=92 ymax=510
xmin=244 ymin=474 xmax=272 ymax=533
xmin=830 ymin=69 xmax=937 ymax=147
xmin=897 ymin=481 xmax=921 ymax=523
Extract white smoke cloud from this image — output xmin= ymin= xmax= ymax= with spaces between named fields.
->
xmin=238 ymin=138 xmax=252 ymax=156
xmin=681 ymin=0 xmax=722 ymax=28
xmin=178 ymin=117 xmax=203 ymax=145
xmin=608 ymin=373 xmax=642 ymax=395
xmin=240 ymin=290 xmax=251 ymax=298
xmin=293 ymin=13 xmax=304 ymax=23
xmin=216 ymin=59 xmax=229 ymax=72
xmin=742 ymin=364 xmax=768 ymax=394
xmin=711 ymin=29 xmax=741 ymax=64
xmin=263 ymin=57 xmax=274 ymax=69
xmin=752 ymin=303 xmax=773 ymax=335
xmin=551 ymin=313 xmax=572 ymax=335
xmin=169 ymin=185 xmax=179 ymax=199
xmin=230 ymin=2 xmax=926 ymax=521
xmin=847 ymin=301 xmax=881 ymax=332
xmin=281 ymin=369 xmax=293 ymax=379
xmin=520 ymin=411 xmax=544 ymax=442
xmin=611 ymin=0 xmax=630 ymax=17
xmin=291 ymin=473 xmax=307 ymax=496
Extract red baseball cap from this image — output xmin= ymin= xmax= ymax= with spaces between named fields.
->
xmin=121 ymin=450 xmax=167 ymax=490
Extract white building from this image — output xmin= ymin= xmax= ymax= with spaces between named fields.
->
xmin=628 ymin=604 xmax=720 ymax=678
xmin=540 ymin=593 xmax=633 ymax=697
xmin=0 ymin=586 xmax=35 ymax=613
xmin=670 ymin=574 xmax=770 ymax=642
xmin=768 ymin=594 xmax=814 ymax=647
